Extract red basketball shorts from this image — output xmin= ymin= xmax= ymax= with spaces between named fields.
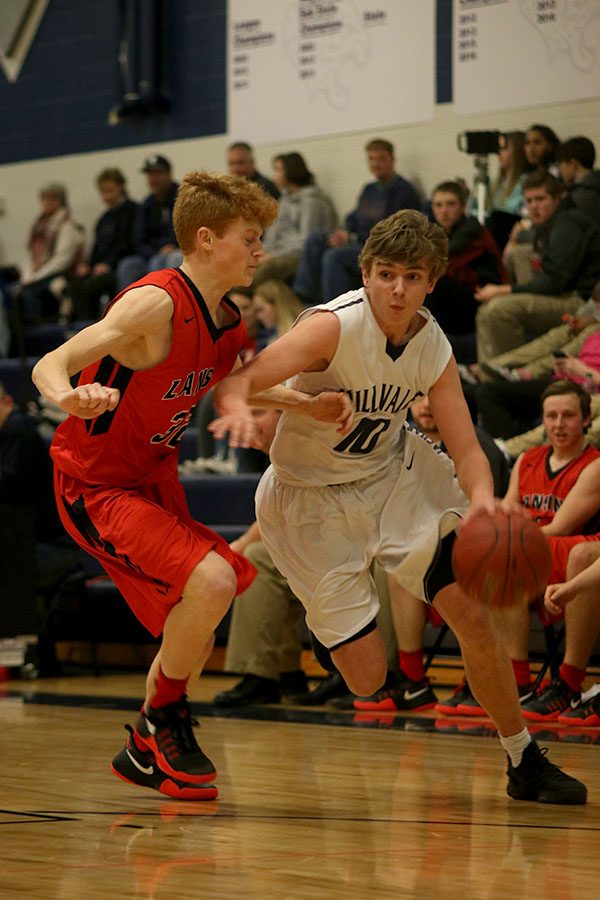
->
xmin=547 ymin=533 xmax=600 ymax=585
xmin=54 ymin=467 xmax=256 ymax=637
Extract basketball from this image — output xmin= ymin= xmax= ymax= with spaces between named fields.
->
xmin=451 ymin=510 xmax=551 ymax=608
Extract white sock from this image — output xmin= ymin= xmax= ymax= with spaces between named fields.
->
xmin=500 ymin=728 xmax=532 ymax=767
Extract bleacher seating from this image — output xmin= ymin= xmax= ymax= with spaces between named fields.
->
xmin=0 ymin=356 xmax=39 ymax=403
xmin=23 ymin=323 xmax=68 ymax=356
xmin=178 ymin=427 xmax=198 ymax=463
xmin=180 ymin=473 xmax=260 ymax=536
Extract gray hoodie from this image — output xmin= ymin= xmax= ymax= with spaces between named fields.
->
xmin=263 ymin=184 xmax=338 ymax=257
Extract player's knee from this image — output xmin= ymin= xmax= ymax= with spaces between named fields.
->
xmin=184 ymin=552 xmax=237 ymax=614
xmin=332 ymin=634 xmax=387 ymax=696
xmin=566 ymin=541 xmax=600 ymax=578
xmin=436 ymin=584 xmax=493 ymax=637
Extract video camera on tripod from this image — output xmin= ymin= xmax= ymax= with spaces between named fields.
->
xmin=457 ymin=131 xmax=507 ymax=224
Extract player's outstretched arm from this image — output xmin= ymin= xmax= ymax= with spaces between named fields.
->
xmin=247 ymin=385 xmax=353 ymax=435
xmin=32 ymin=286 xmax=173 ymax=420
xmin=212 ymin=311 xmax=342 ymax=446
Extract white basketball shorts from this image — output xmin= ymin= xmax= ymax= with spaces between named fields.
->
xmin=255 ymin=427 xmax=468 ymax=648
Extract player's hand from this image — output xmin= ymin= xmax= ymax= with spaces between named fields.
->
xmin=307 ymin=390 xmax=354 ymax=435
xmin=461 ymin=499 xmax=496 ymax=526
xmin=497 ymin=496 xmax=526 ymax=518
xmin=544 ymin=581 xmax=577 ymax=616
xmin=209 ymin=403 xmax=256 ymax=448
xmin=58 ymin=383 xmax=120 ymax=419
xmin=462 ymin=496 xmax=522 ymax=526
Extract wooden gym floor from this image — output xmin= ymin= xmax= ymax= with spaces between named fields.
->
xmin=1 ymin=668 xmax=599 ymax=900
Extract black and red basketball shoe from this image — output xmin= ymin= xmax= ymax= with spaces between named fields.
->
xmin=133 ymin=696 xmax=217 ymax=784
xmin=112 ymin=725 xmax=218 ymax=800
xmin=558 ymin=688 xmax=600 ymax=727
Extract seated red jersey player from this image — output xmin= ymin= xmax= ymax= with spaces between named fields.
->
xmin=32 ymin=171 xmax=353 ymax=800
xmin=438 ymin=381 xmax=600 ymax=721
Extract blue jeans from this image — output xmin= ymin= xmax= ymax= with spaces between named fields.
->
xmin=321 ymin=242 xmax=362 ymax=301
xmin=116 ymin=250 xmax=183 ymax=292
xmin=293 ymin=231 xmax=362 ymax=303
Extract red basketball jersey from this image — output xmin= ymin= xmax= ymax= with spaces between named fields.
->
xmin=518 ymin=443 xmax=600 ymax=527
xmin=51 ymin=268 xmax=246 ymax=487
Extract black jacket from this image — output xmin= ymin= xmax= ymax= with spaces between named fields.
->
xmin=134 ymin=182 xmax=179 ymax=259
xmin=513 ymin=199 xmax=600 ymax=297
xmin=89 ymin=198 xmax=139 ymax=270
xmin=568 ymin=170 xmax=600 ymax=226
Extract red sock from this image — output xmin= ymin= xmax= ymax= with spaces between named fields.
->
xmin=559 ymin=663 xmax=585 ymax=692
xmin=150 ymin=666 xmax=188 ymax=709
xmin=511 ymin=658 xmax=531 ymax=688
xmin=399 ymin=649 xmax=425 ymax=683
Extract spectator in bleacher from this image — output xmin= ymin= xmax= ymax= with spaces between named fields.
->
xmin=68 ymin=168 xmax=138 ymax=321
xmin=474 ymin=172 xmax=600 ymax=361
xmin=424 ymin=180 xmax=507 ymax=362
xmin=252 ymin=152 xmax=337 ymax=287
xmin=253 ymin=280 xmax=304 ymax=341
xmin=227 ymin=141 xmax=280 ymax=200
xmin=496 ymin=383 xmax=600 ymax=722
xmin=115 ymin=154 xmax=181 ymax=291
xmin=499 ymin=124 xmax=562 ymax=268
xmin=473 ymin=282 xmax=600 ymax=451
xmin=15 ymin=184 xmax=84 ymax=323
xmin=524 ymin=124 xmax=560 ymax=174
xmin=292 ymin=138 xmax=420 ymax=303
xmin=482 ymin=131 xmax=530 ymax=251
xmin=557 ymin=136 xmax=600 ymax=225
xmin=492 ymin=131 xmax=530 ymax=215
xmin=441 ymin=382 xmax=600 ymax=718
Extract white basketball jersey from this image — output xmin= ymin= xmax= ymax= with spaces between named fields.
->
xmin=270 ymin=288 xmax=452 ymax=486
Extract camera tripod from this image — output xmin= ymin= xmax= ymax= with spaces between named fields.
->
xmin=472 ymin=154 xmax=491 ymax=225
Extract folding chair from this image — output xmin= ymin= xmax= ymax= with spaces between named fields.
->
xmin=530 ymin=598 xmax=565 ymax=693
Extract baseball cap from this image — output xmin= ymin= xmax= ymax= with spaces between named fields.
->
xmin=140 ymin=154 xmax=172 ymax=173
